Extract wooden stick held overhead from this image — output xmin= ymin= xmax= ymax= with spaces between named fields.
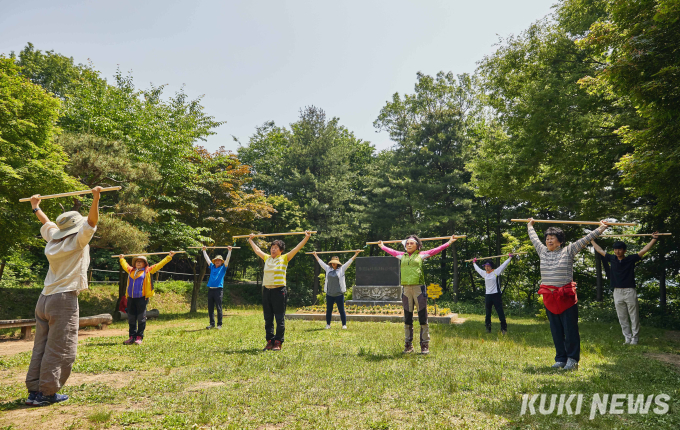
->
xmin=305 ymin=250 xmax=364 ymax=255
xmin=600 ymin=233 xmax=671 ymax=237
xmin=20 ymin=186 xmax=122 ymax=202
xmin=511 ymin=219 xmax=637 ymax=226
xmin=187 ymin=246 xmax=241 ymax=249
xmin=233 ymin=231 xmax=317 ymax=239
xmin=464 ymin=252 xmax=528 ymax=262
xmin=366 ymin=235 xmax=466 ymax=245
xmin=111 ymin=251 xmax=186 ymax=258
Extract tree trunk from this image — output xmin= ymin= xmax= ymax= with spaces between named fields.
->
xmin=440 ymin=241 xmax=447 ymax=292
xmin=190 ymin=258 xmax=208 ymax=313
xmin=659 ymin=254 xmax=667 ymax=311
xmin=115 ymin=267 xmax=126 ymax=316
xmin=0 ymin=261 xmax=5 ymax=281
xmin=595 ymin=252 xmax=603 ymax=302
xmin=495 ymin=205 xmax=502 ymax=268
xmin=452 ymin=242 xmax=459 ymax=302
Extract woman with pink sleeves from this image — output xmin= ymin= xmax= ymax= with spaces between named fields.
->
xmin=378 ymin=234 xmax=458 ymax=354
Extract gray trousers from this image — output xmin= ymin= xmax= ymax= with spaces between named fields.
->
xmin=25 ymin=291 xmax=79 ymax=395
xmin=614 ymin=288 xmax=640 ymax=342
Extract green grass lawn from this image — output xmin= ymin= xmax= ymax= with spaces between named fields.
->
xmin=1 ymin=308 xmax=679 ymax=429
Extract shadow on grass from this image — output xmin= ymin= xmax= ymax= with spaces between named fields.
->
xmin=357 ymin=348 xmax=403 ymax=362
xmin=0 ymin=399 xmax=28 ymax=412
xmin=82 ymin=342 xmax=120 ymax=347
xmin=221 ymin=348 xmax=262 ymax=356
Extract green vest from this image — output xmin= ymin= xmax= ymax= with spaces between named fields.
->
xmin=401 ymin=252 xmax=425 ymax=285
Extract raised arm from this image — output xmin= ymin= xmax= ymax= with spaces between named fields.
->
xmin=378 ymin=242 xmax=403 ymax=258
xmin=202 ymin=247 xmax=213 ymax=266
xmin=340 ymin=250 xmax=362 ymax=272
xmin=287 ymin=230 xmax=312 ymax=260
xmin=30 ymin=195 xmax=50 ymax=225
xmin=248 ymin=234 xmax=269 ymax=260
xmin=118 ymin=256 xmax=131 ymax=273
xmin=149 ymin=251 xmax=175 ymax=274
xmin=312 ymin=252 xmax=331 ymax=272
xmin=420 ymin=235 xmax=457 ymax=259
xmin=495 ymin=256 xmax=513 ymax=275
xmin=590 ymin=239 xmax=606 ymax=257
xmin=527 ymin=219 xmax=547 ymax=254
xmin=472 ymin=261 xmax=486 ymax=277
xmin=567 ymin=221 xmax=608 ymax=256
xmin=638 ymin=232 xmax=659 ymax=258
xmin=87 ymin=186 xmax=102 ymax=227
xmin=224 ymin=247 xmax=233 ymax=267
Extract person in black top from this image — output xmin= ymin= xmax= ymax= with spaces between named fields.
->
xmin=591 ymin=232 xmax=659 ymax=345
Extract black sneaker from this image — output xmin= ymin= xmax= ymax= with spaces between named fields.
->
xmin=35 ymin=392 xmax=69 ymax=406
xmin=206 ymin=325 xmax=214 ymax=330
xmin=485 ymin=326 xmax=491 ymax=333
xmin=25 ymin=391 xmax=38 ymax=406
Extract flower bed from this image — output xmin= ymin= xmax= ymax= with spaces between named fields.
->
xmin=296 ymin=304 xmax=451 ymax=316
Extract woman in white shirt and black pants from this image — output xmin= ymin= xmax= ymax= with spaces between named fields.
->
xmin=473 ymin=254 xmax=514 ymax=334
xmin=312 ymin=251 xmax=361 ymax=329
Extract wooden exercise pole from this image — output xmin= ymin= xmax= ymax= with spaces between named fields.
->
xmin=187 ymin=246 xmax=241 ymax=249
xmin=464 ymin=252 xmax=528 ymax=262
xmin=511 ymin=219 xmax=637 ymax=226
xmin=305 ymin=250 xmax=364 ymax=255
xmin=20 ymin=186 xmax=122 ymax=202
xmin=600 ymin=233 xmax=671 ymax=237
xmin=233 ymin=231 xmax=317 ymax=239
xmin=366 ymin=235 xmax=466 ymax=245
xmin=111 ymin=251 xmax=186 ymax=258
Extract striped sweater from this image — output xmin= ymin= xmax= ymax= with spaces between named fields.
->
xmin=262 ymin=253 xmax=289 ymax=288
xmin=528 ymin=226 xmax=603 ymax=287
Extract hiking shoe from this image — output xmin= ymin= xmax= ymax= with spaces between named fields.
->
xmin=485 ymin=326 xmax=491 ymax=334
xmin=564 ymin=358 xmax=579 ymax=370
xmin=551 ymin=362 xmax=566 ymax=369
xmin=134 ymin=336 xmax=143 ymax=345
xmin=624 ymin=338 xmax=631 ymax=345
xmin=342 ymin=325 xmax=347 ymax=330
xmin=420 ymin=342 xmax=430 ymax=355
xmin=26 ymin=391 xmax=39 ymax=406
xmin=216 ymin=325 xmax=222 ymax=330
xmin=403 ymin=342 xmax=414 ymax=354
xmin=501 ymin=329 xmax=507 ymax=335
xmin=206 ymin=325 xmax=214 ymax=330
xmin=630 ymin=339 xmax=638 ymax=345
xmin=272 ymin=340 xmax=282 ymax=351
xmin=34 ymin=392 xmax=69 ymax=406
xmin=123 ymin=336 xmax=135 ymax=345
xmin=263 ymin=340 xmax=273 ymax=351
xmin=325 ymin=324 xmax=331 ymax=329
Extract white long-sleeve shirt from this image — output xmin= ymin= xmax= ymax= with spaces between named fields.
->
xmin=41 ymin=221 xmax=97 ymax=296
xmin=473 ymin=257 xmax=512 ymax=295
xmin=317 ymin=257 xmax=355 ymax=294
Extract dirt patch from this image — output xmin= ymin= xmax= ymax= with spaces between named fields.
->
xmin=1 ymin=370 xmax=143 ymax=389
xmin=665 ymin=330 xmax=680 ymax=343
xmin=645 ymin=352 xmax=680 ymax=371
xmin=186 ymin=381 xmax=226 ymax=392
xmin=0 ymin=403 xmax=130 ymax=430
xmin=0 ymin=328 xmax=129 ymax=357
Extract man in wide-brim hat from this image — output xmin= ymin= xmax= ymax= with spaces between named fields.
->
xmin=25 ymin=187 xmax=102 ymax=407
xmin=202 ymin=246 xmax=233 ymax=330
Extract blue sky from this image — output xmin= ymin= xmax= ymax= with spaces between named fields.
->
xmin=0 ymin=0 xmax=555 ymax=152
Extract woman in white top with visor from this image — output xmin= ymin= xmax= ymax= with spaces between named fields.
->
xmin=312 ymin=250 xmax=362 ymax=329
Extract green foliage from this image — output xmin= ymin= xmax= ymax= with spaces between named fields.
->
xmin=0 ymin=57 xmax=80 ymax=259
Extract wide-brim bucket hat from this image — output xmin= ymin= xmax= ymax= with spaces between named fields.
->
xmin=212 ymin=255 xmax=224 ymax=263
xmin=328 ymin=256 xmax=342 ymax=267
xmin=131 ymin=255 xmax=149 ymax=267
xmin=52 ymin=211 xmax=86 ymax=240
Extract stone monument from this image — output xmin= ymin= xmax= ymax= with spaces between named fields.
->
xmin=346 ymin=256 xmax=402 ymax=306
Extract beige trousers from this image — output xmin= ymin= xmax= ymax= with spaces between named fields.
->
xmin=25 ymin=291 xmax=79 ymax=395
xmin=613 ymin=288 xmax=640 ymax=342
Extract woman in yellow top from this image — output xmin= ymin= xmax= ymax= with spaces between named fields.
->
xmin=247 ymin=231 xmax=312 ymax=351
xmin=117 ymin=252 xmax=176 ymax=345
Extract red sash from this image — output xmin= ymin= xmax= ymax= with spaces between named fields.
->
xmin=538 ymin=281 xmax=577 ymax=315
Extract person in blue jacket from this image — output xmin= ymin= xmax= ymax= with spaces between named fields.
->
xmin=202 ymin=246 xmax=232 ymax=329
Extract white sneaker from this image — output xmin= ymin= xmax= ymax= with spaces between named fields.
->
xmin=342 ymin=325 xmax=347 ymax=329
xmin=551 ymin=362 xmax=566 ymax=369
xmin=630 ymin=339 xmax=638 ymax=345
xmin=325 ymin=324 xmax=331 ymax=329
xmin=624 ymin=338 xmax=631 ymax=345
xmin=564 ymin=358 xmax=579 ymax=370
